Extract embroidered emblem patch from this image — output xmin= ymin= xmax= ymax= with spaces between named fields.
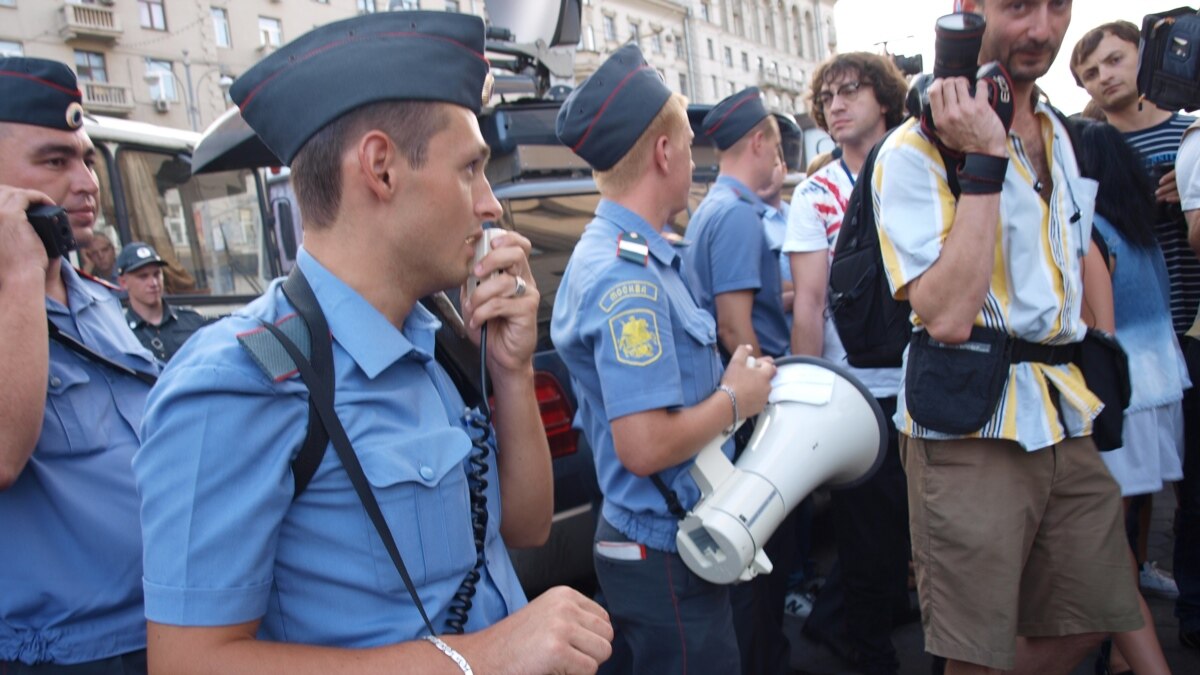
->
xmin=599 ymin=281 xmax=658 ymax=313
xmin=609 ymin=309 xmax=662 ymax=366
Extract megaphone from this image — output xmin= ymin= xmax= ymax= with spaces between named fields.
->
xmin=677 ymin=356 xmax=887 ymax=584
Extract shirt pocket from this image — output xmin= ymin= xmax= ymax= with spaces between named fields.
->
xmin=356 ymin=428 xmax=477 ymax=591
xmin=678 ymin=311 xmax=722 ymax=404
xmin=42 ymin=360 xmax=110 ymax=456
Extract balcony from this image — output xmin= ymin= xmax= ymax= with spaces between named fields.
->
xmin=59 ymin=2 xmax=123 ymax=43
xmin=81 ymin=81 xmax=134 ymax=115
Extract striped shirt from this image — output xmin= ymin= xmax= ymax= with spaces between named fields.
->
xmin=1124 ymin=113 xmax=1200 ymax=334
xmin=874 ymin=111 xmax=1102 ymax=451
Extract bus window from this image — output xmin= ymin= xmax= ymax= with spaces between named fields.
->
xmin=116 ymin=148 xmax=267 ymax=297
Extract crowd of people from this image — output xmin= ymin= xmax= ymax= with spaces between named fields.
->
xmin=2 ymin=1 xmax=1198 ymax=675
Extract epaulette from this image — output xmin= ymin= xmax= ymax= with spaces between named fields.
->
xmin=75 ymin=267 xmax=120 ymax=291
xmin=615 ymin=231 xmax=649 ymax=266
xmin=236 ymin=313 xmax=312 ymax=382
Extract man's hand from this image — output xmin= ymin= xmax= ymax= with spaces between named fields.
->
xmin=458 ymin=586 xmax=614 ymax=675
xmin=460 ymin=231 xmax=539 ymax=376
xmin=720 ymin=344 xmax=776 ymax=419
xmin=0 ymin=186 xmax=54 ymax=283
xmin=926 ymin=77 xmax=1008 ymax=157
xmin=1156 ymin=168 xmax=1180 ymax=204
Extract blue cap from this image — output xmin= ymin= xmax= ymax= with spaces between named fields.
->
xmin=0 ymin=57 xmax=85 ymax=131
xmin=702 ymin=87 xmax=769 ymax=150
xmin=230 ymin=11 xmax=492 ymax=165
xmin=555 ymin=44 xmax=671 ymax=171
xmin=116 ymin=242 xmax=166 ymax=275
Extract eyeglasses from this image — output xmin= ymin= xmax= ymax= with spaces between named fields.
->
xmin=815 ymin=81 xmax=865 ymax=109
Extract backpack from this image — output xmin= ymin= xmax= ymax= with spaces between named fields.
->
xmin=1138 ymin=7 xmax=1200 ymax=113
xmin=827 ymin=110 xmax=1083 ymax=369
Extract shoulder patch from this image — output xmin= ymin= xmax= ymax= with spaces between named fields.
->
xmin=608 ymin=308 xmax=662 ymax=366
xmin=599 ymin=281 xmax=658 ymax=313
xmin=236 ymin=313 xmax=311 ymax=382
xmin=616 ymin=231 xmax=650 ymax=266
xmin=75 ymin=267 xmax=120 ymax=291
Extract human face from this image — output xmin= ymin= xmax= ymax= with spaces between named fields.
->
xmin=818 ymin=73 xmax=887 ymax=149
xmin=0 ymin=123 xmax=100 ymax=247
xmin=980 ymin=0 xmax=1072 ymax=84
xmin=120 ymin=265 xmax=165 ymax=312
xmin=393 ymin=105 xmax=502 ymax=294
xmin=1075 ymin=33 xmax=1139 ymax=113
xmin=85 ymin=235 xmax=116 ymax=275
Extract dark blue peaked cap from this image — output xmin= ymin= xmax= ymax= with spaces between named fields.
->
xmin=0 ymin=57 xmax=85 ymax=131
xmin=702 ymin=87 xmax=769 ymax=150
xmin=230 ymin=11 xmax=491 ymax=165
xmin=555 ymin=44 xmax=671 ymax=171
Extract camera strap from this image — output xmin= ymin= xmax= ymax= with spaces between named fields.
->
xmin=259 ymin=268 xmax=437 ymax=637
xmin=46 ymin=319 xmax=158 ymax=386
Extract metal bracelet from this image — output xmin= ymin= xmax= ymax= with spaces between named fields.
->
xmin=424 ymin=635 xmax=474 ymax=675
xmin=717 ymin=384 xmax=738 ymax=435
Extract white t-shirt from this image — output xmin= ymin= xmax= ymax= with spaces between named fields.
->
xmin=783 ymin=160 xmax=902 ymax=398
xmin=1178 ymin=122 xmax=1200 ymax=339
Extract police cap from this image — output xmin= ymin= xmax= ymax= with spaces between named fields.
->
xmin=0 ymin=57 xmax=85 ymax=131
xmin=230 ymin=11 xmax=491 ymax=165
xmin=555 ymin=44 xmax=671 ymax=171
xmin=117 ymin=242 xmax=166 ymax=275
xmin=702 ymin=87 xmax=769 ymax=151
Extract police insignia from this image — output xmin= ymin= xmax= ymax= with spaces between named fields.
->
xmin=616 ymin=232 xmax=649 ymax=266
xmin=599 ymin=281 xmax=658 ymax=313
xmin=608 ymin=309 xmax=662 ymax=366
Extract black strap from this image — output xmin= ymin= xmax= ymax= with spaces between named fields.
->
xmin=47 ymin=319 xmax=158 ymax=386
xmin=264 ymin=269 xmax=437 ymax=637
xmin=1009 ymin=338 xmax=1079 ymax=365
xmin=651 ymin=475 xmax=688 ymax=521
xmin=283 ymin=271 xmax=332 ymax=500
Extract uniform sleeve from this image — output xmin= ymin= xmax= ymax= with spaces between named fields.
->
xmin=873 ymin=135 xmax=956 ymax=299
xmin=133 ymin=344 xmax=308 ymax=626
xmin=783 ymin=178 xmax=834 ymax=254
xmin=704 ymin=203 xmax=766 ymax=295
xmin=582 ymin=266 xmax=689 ymax=421
xmin=1179 ymin=130 xmax=1200 ymax=212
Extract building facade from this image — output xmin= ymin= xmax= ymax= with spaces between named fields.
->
xmin=576 ymin=0 xmax=838 ymax=116
xmin=0 ymin=0 xmax=484 ymax=131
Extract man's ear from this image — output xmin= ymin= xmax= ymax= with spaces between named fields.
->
xmin=654 ymin=133 xmax=673 ymax=175
xmin=356 ymin=130 xmax=398 ymax=201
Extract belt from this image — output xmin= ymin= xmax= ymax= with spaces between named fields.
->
xmin=1008 ymin=337 xmax=1079 ymax=365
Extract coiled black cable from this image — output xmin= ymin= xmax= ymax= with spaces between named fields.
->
xmin=444 ymin=324 xmax=493 ymax=634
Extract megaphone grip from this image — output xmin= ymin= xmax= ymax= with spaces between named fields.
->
xmin=717 ymin=384 xmax=738 ymax=434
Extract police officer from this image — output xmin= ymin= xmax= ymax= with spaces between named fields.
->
xmin=551 ymin=45 xmax=776 ymax=674
xmin=0 ymin=57 xmax=157 ymax=673
xmin=133 ymin=12 xmax=611 ymax=675
xmin=117 ymin=242 xmax=208 ymax=362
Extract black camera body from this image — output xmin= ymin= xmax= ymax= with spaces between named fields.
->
xmin=919 ymin=13 xmax=1015 ymax=155
xmin=27 ymin=204 xmax=76 ymax=259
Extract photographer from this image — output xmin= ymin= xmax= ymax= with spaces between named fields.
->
xmin=872 ymin=2 xmax=1142 ymax=672
xmin=0 ymin=57 xmax=157 ymax=672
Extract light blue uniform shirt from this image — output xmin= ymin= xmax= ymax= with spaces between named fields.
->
xmin=134 ymin=249 xmax=524 ymax=643
xmin=683 ymin=176 xmax=790 ymax=357
xmin=761 ymin=200 xmax=792 ymax=284
xmin=2 ymin=265 xmax=155 ymax=665
xmin=551 ymin=200 xmax=727 ymax=552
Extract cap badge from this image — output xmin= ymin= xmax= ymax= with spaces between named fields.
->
xmin=137 ymin=246 xmax=153 ymax=258
xmin=65 ymin=102 xmax=84 ymax=130
xmin=481 ymin=71 xmax=495 ymax=107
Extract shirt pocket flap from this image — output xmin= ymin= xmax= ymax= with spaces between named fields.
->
xmin=47 ymin=359 xmax=91 ymax=393
xmin=679 ymin=312 xmax=717 ymax=347
xmin=356 ymin=428 xmax=473 ymax=490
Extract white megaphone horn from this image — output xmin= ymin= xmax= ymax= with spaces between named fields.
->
xmin=676 ymin=356 xmax=887 ymax=585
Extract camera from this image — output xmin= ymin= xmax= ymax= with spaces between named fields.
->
xmin=891 ymin=53 xmax=924 ymax=77
xmin=27 ymin=204 xmax=76 ymax=259
xmin=919 ymin=13 xmax=1015 ymax=153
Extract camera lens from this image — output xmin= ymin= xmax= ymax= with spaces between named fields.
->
xmin=933 ymin=12 xmax=986 ymax=80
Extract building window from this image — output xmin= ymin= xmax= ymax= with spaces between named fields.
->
xmin=729 ymin=80 xmax=736 ymax=95
xmin=259 ymin=17 xmax=283 ymax=48
xmin=723 ymin=46 xmax=732 ymax=67
xmin=699 ymin=1 xmax=710 ymax=23
xmin=741 ymin=51 xmax=749 ymax=72
xmin=678 ymin=72 xmax=687 ymax=95
xmin=581 ymin=25 xmax=595 ymax=52
xmin=73 ymin=50 xmax=108 ymax=83
xmin=674 ymin=34 xmax=684 ymax=59
xmin=603 ymin=15 xmax=616 ymax=42
xmin=138 ymin=0 xmax=167 ymax=31
xmin=357 ymin=0 xmax=377 ymax=13
xmin=145 ymin=58 xmax=178 ymax=102
xmin=211 ymin=8 xmax=231 ymax=48
xmin=757 ymin=56 xmax=764 ymax=75
xmin=712 ymin=75 xmax=719 ymax=98
xmin=392 ymin=0 xmax=420 ymax=8
xmin=445 ymin=0 xmax=459 ymax=12
xmin=628 ymin=22 xmax=639 ymax=44
xmin=706 ymin=38 xmax=714 ymax=60
xmin=651 ymin=32 xmax=663 ymax=54
xmin=0 ymin=40 xmax=22 ymax=57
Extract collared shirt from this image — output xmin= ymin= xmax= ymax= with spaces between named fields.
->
xmin=784 ymin=160 xmax=902 ymax=398
xmin=2 ymin=265 xmax=156 ymax=665
xmin=551 ymin=199 xmax=726 ymax=552
xmin=125 ymin=300 xmax=210 ymax=362
xmin=875 ymin=112 xmax=1102 ymax=450
xmin=761 ymin=200 xmax=792 ymax=283
xmin=683 ymin=175 xmax=790 ymax=357
xmin=134 ymin=248 xmax=524 ymax=643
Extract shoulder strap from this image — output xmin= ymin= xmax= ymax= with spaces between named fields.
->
xmin=282 ymin=271 xmax=332 ymax=500
xmin=263 ymin=268 xmax=438 ymax=637
xmin=47 ymin=319 xmax=158 ymax=386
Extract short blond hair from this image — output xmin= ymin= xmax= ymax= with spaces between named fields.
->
xmin=594 ymin=93 xmax=689 ymax=196
xmin=715 ymin=115 xmax=780 ymax=161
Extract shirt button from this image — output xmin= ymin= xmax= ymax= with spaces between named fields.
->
xmin=419 ymin=466 xmax=435 ymax=481
xmin=49 ymin=376 xmax=62 ymax=387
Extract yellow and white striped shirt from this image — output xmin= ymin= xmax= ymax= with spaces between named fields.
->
xmin=873 ymin=107 xmax=1102 ymax=450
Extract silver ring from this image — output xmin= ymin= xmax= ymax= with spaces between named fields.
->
xmin=512 ymin=275 xmax=527 ymax=298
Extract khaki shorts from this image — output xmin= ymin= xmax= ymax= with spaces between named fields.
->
xmin=901 ymin=435 xmax=1142 ymax=670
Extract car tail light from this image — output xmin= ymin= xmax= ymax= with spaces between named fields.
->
xmin=536 ymin=372 xmax=578 ymax=458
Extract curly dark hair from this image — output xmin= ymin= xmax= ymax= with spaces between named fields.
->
xmin=809 ymin=52 xmax=909 ymax=133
